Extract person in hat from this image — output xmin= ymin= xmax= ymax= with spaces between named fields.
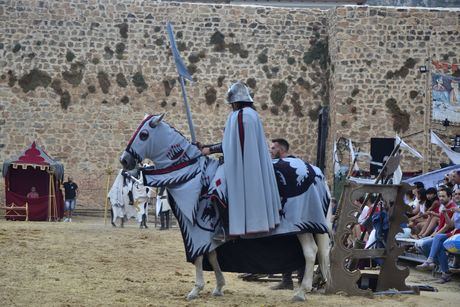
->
xmin=201 ymin=81 xmax=281 ymax=238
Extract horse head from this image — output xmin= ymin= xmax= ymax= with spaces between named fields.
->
xmin=120 ymin=113 xmax=201 ymax=171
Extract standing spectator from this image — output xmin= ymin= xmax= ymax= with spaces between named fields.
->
xmin=26 ymin=186 xmax=39 ymax=199
xmin=63 ymin=177 xmax=79 ymax=222
xmin=157 ymin=187 xmax=171 ymax=230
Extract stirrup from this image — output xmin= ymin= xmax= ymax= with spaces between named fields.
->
xmin=213 ymin=226 xmax=227 ymax=242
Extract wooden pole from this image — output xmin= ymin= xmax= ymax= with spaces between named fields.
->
xmin=424 ymin=51 xmax=432 ymax=172
xmin=104 ymin=167 xmax=113 ymax=226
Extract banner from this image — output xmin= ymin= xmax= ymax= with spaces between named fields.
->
xmin=432 ymin=73 xmax=460 ymax=124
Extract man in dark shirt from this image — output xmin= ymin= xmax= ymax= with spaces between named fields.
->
xmin=63 ymin=177 xmax=78 ymax=222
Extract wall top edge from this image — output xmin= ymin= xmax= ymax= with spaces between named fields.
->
xmin=164 ymin=2 xmax=460 ymax=12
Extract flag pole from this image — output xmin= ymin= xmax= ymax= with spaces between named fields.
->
xmin=166 ymin=22 xmax=196 ymax=143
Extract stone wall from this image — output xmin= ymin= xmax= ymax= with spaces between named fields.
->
xmin=366 ymin=0 xmax=460 ymax=8
xmin=1 ymin=1 xmax=459 ymax=208
xmin=327 ymin=5 xmax=460 ymax=175
xmin=0 ymin=0 xmax=328 ymax=206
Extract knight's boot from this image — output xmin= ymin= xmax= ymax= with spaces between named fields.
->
xmin=213 ymin=201 xmax=229 ymax=242
xmin=271 ymin=272 xmax=294 ymax=290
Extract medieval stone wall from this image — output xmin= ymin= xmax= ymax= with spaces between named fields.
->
xmin=327 ymin=5 xmax=460 ymax=174
xmin=1 ymin=1 xmax=459 ymax=207
xmin=0 ymin=0 xmax=328 ymax=206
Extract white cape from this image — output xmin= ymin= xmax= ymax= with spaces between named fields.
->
xmin=222 ymin=107 xmax=281 ymax=235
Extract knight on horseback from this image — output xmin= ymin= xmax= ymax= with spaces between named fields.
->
xmin=201 ymin=81 xmax=282 ymax=239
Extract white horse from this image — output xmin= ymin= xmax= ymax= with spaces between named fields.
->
xmin=120 ymin=114 xmax=332 ymax=301
xmin=108 ymin=170 xmax=152 ymax=228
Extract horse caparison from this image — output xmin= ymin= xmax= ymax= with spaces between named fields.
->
xmin=120 ymin=114 xmax=332 ymax=301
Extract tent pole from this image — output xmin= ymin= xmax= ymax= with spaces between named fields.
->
xmin=51 ymin=173 xmax=57 ymax=221
xmin=48 ymin=172 xmax=52 ymax=222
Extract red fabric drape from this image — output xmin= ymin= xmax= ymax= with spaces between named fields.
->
xmin=5 ymin=166 xmax=64 ymax=221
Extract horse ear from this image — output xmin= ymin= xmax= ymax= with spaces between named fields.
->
xmin=149 ymin=113 xmax=165 ymax=128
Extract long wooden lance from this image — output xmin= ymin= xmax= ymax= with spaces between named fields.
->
xmin=166 ymin=22 xmax=196 ymax=143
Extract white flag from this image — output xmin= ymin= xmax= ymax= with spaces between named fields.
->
xmin=431 ymin=131 xmax=460 ymax=164
xmin=333 ymin=141 xmax=341 ymax=176
xmin=348 ymin=139 xmax=360 ymax=171
xmin=393 ymin=165 xmax=403 ymax=184
xmin=395 ymin=135 xmax=423 ymax=160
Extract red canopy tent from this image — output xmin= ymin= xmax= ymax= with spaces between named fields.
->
xmin=2 ymin=142 xmax=64 ymax=221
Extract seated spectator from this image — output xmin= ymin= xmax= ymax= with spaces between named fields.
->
xmin=416 ymin=187 xmax=440 ymax=237
xmin=351 ymin=196 xmax=366 ymax=239
xmin=450 ymin=170 xmax=460 ymax=191
xmin=26 ymin=186 xmax=39 ymax=199
xmin=405 ymin=190 xmax=417 ymax=216
xmin=416 ymin=187 xmax=457 ymax=281
xmin=408 ymin=188 xmax=427 ymax=235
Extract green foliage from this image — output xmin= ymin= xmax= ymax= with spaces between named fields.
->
xmin=270 ymin=82 xmax=288 ymax=105
xmin=66 ymin=50 xmax=75 ymax=62
xmin=18 ymin=69 xmax=52 ymax=92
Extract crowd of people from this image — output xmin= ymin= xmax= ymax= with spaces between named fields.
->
xmin=346 ymin=170 xmax=460 ymax=283
xmin=407 ymin=173 xmax=460 ymax=283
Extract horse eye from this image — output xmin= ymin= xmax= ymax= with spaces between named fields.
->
xmin=139 ymin=130 xmax=149 ymax=141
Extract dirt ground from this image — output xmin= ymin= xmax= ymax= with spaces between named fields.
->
xmin=0 ymin=216 xmax=459 ymax=306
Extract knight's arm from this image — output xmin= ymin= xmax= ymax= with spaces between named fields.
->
xmin=200 ymin=143 xmax=223 ymax=155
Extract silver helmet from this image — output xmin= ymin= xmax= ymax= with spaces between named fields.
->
xmin=226 ymin=81 xmax=254 ymax=104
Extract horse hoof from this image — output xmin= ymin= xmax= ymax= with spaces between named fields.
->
xmin=186 ymin=293 xmax=198 ymax=301
xmin=212 ymin=288 xmax=223 ymax=297
xmin=292 ymin=293 xmax=306 ymax=302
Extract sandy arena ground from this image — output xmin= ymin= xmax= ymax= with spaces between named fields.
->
xmin=0 ymin=216 xmax=459 ymax=306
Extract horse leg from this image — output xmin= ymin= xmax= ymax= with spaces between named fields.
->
xmin=314 ymin=233 xmax=331 ymax=285
xmin=207 ymin=250 xmax=226 ymax=296
xmin=293 ymin=233 xmax=318 ymax=302
xmin=187 ymin=255 xmax=205 ymax=300
xmin=121 ymin=215 xmax=125 ymax=228
xmin=143 ymin=211 xmax=148 ymax=228
xmin=110 ymin=208 xmax=117 ymax=227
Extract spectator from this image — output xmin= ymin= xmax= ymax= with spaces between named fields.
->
xmin=157 ymin=187 xmax=171 ymax=230
xmin=268 ymin=138 xmax=303 ymax=290
xmin=63 ymin=177 xmax=79 ymax=222
xmin=26 ymin=186 xmax=39 ymax=199
xmin=416 ymin=187 xmax=458 ymax=282
xmin=416 ymin=187 xmax=440 ymax=237
xmin=452 ymin=170 xmax=460 ymax=191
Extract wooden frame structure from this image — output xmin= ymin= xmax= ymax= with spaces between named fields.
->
xmin=326 ymin=181 xmax=419 ymax=296
xmin=1 ymin=202 xmax=29 ymax=221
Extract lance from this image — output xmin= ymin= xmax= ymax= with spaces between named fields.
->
xmin=166 ymin=22 xmax=196 ymax=143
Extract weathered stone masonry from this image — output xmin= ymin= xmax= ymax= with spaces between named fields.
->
xmin=0 ymin=1 xmax=459 ymax=206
